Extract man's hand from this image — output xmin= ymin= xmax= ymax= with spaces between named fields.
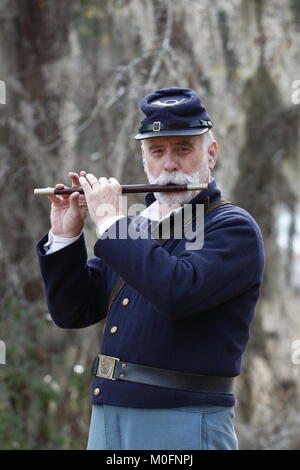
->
xmin=79 ymin=174 xmax=125 ymax=229
xmin=48 ymin=171 xmax=88 ymax=238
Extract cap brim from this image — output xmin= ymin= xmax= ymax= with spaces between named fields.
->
xmin=134 ymin=127 xmax=209 ymax=140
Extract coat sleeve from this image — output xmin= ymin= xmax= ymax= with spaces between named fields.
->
xmin=36 ymin=233 xmax=109 ymax=328
xmin=93 ymin=213 xmax=265 ymax=319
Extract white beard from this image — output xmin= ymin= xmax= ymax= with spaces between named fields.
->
xmin=143 ymin=159 xmax=211 ymax=206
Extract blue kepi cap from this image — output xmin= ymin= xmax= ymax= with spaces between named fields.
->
xmin=134 ymin=87 xmax=213 ymax=140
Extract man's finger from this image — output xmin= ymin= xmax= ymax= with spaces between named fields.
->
xmin=86 ymin=173 xmax=101 ymax=189
xmin=68 ymin=172 xmax=81 ymax=188
xmin=79 ymin=176 xmax=93 ymax=195
xmin=48 ymin=194 xmax=63 ymax=204
xmin=99 ymin=177 xmax=109 ymax=184
xmin=108 ymin=177 xmax=121 ymax=188
xmin=55 ymin=183 xmax=70 ymax=200
xmin=69 ymin=192 xmax=80 ymax=209
xmin=48 ymin=184 xmax=66 ymax=203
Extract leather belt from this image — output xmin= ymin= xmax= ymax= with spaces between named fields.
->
xmin=91 ymin=355 xmax=235 ymax=395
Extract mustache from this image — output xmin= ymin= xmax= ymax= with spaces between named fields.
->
xmin=146 ymin=169 xmax=201 ymax=186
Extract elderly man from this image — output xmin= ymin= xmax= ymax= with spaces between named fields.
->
xmin=36 ymin=87 xmax=265 ymax=450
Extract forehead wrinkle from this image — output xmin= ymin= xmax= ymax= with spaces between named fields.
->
xmin=147 ymin=139 xmax=196 ymax=151
xmin=173 ymin=140 xmax=195 ymax=148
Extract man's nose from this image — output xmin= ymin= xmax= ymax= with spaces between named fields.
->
xmin=163 ymin=151 xmax=179 ymax=172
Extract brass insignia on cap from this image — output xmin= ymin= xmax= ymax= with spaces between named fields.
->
xmin=152 ymin=98 xmax=186 ymax=106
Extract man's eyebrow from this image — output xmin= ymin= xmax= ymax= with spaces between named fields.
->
xmin=173 ymin=140 xmax=195 ymax=147
xmin=148 ymin=144 xmax=164 ymax=151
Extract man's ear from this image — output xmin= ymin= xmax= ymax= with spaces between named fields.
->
xmin=208 ymin=140 xmax=218 ymax=158
xmin=141 ymin=142 xmax=146 ymax=169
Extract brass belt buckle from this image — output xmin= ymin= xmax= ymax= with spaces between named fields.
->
xmin=96 ymin=354 xmax=120 ymax=380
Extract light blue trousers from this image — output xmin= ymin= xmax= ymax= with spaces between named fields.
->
xmin=87 ymin=403 xmax=239 ymax=450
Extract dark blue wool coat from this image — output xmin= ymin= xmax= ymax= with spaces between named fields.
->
xmin=36 ymin=179 xmax=265 ymax=408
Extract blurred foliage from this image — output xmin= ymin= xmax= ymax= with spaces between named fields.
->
xmin=72 ymin=1 xmax=102 ymax=45
xmin=290 ymin=0 xmax=300 ymax=31
xmin=0 ymin=299 xmax=91 ymax=450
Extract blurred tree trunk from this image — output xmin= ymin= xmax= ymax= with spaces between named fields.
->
xmin=0 ymin=0 xmax=71 ymax=300
xmin=232 ymin=61 xmax=300 ymax=429
xmin=0 ymin=0 xmax=93 ymax=450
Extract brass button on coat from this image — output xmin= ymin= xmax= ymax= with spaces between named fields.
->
xmin=122 ymin=298 xmax=130 ymax=306
xmin=110 ymin=326 xmax=118 ymax=334
xmin=93 ymin=388 xmax=101 ymax=396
